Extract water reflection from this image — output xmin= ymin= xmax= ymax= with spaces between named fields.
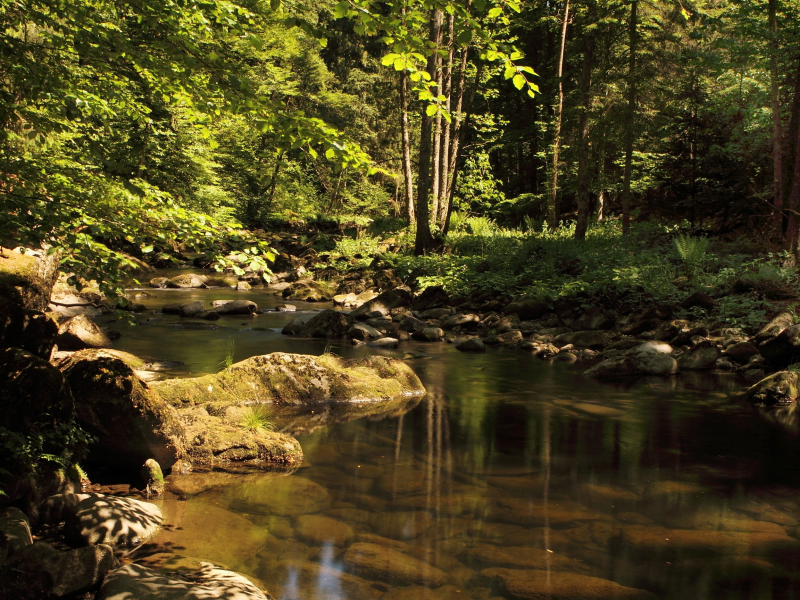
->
xmin=119 ymin=290 xmax=800 ymax=600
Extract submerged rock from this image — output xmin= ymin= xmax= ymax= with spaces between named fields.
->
xmin=153 ymin=352 xmax=424 ymax=407
xmin=97 ymin=563 xmax=270 ymax=600
xmin=293 ymin=514 xmax=354 ymax=546
xmin=481 ymin=567 xmax=657 ymax=600
xmin=225 ymin=475 xmax=331 ymax=516
xmin=344 ymin=542 xmax=447 ymax=587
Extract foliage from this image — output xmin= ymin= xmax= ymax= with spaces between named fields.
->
xmin=240 ymin=405 xmax=276 ymax=432
xmin=218 ymin=337 xmax=236 ymax=372
xmin=674 ymin=234 xmax=711 ymax=279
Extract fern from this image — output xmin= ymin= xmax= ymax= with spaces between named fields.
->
xmin=674 ymin=234 xmax=710 ymax=277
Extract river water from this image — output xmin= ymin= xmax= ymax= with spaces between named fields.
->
xmin=109 ymin=277 xmax=800 ymax=600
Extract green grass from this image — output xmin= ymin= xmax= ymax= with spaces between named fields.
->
xmin=240 ymin=405 xmax=276 ymax=433
xmin=218 ymin=337 xmax=235 ymax=372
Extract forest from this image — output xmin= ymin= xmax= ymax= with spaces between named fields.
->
xmin=1 ymin=0 xmax=799 ymax=297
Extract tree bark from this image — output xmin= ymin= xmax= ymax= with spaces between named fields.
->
xmin=770 ymin=0 xmax=784 ymax=236
xmin=414 ymin=9 xmax=443 ymax=255
xmin=574 ymin=5 xmax=596 ymax=241
xmin=437 ymin=13 xmax=456 ymax=229
xmin=400 ymin=68 xmax=415 ymax=224
xmin=547 ymin=0 xmax=570 ymax=230
xmin=430 ymin=14 xmax=446 ymax=225
xmin=621 ymin=0 xmax=637 ymax=235
xmin=783 ymin=58 xmax=800 ymax=254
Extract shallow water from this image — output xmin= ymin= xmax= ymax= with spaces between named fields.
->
xmin=117 ymin=276 xmax=800 ymax=600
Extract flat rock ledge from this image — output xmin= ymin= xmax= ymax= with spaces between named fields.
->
xmin=152 ymin=352 xmax=425 ymax=407
xmin=97 ymin=562 xmax=271 ymax=600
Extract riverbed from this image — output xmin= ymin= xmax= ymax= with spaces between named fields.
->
xmin=108 ymin=277 xmax=800 ymax=600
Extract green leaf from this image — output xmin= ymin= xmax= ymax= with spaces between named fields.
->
xmin=141 ymin=245 xmax=154 ymax=253
xmin=270 ymin=0 xmax=281 ymax=10
xmin=512 ymin=74 xmax=525 ymax=90
xmin=488 ymin=7 xmax=503 ymax=18
xmin=249 ymin=35 xmax=262 ymax=51
xmin=394 ymin=57 xmax=406 ymax=71
xmin=381 ymin=53 xmax=398 ymax=66
xmin=426 ymin=104 xmax=438 ymax=117
xmin=457 ymin=29 xmax=473 ymax=45
xmin=504 ymin=66 xmax=515 ymax=80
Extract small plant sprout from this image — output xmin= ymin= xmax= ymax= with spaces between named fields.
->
xmin=240 ymin=405 xmax=276 ymax=432
xmin=218 ymin=337 xmax=235 ymax=372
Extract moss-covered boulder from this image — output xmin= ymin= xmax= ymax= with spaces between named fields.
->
xmin=179 ymin=405 xmax=302 ymax=465
xmin=56 ymin=349 xmax=186 ymax=470
xmin=55 ymin=315 xmax=111 ymax=350
xmin=154 ymin=352 xmax=425 ymax=408
xmin=282 ymin=280 xmax=331 ymax=302
xmin=747 ymin=371 xmax=800 ymax=406
xmin=0 ymin=247 xmax=61 ymax=312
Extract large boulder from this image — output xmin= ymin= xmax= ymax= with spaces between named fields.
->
xmin=153 ymin=352 xmax=425 ymax=407
xmin=300 ymin=309 xmax=354 ymax=338
xmin=747 ymin=371 xmax=800 ymax=406
xmin=677 ymin=339 xmax=720 ymax=370
xmin=66 ymin=494 xmax=163 ymax=547
xmin=724 ymin=341 xmax=759 ymax=363
xmin=213 ymin=300 xmax=259 ymax=315
xmin=350 ymin=289 xmax=412 ymax=320
xmin=56 ymin=349 xmax=186 ymax=470
xmin=223 ymin=475 xmax=331 ymax=516
xmin=97 ymin=563 xmax=269 ymax=600
xmin=55 ymin=314 xmax=111 ymax=350
xmin=756 ymin=310 xmax=795 ymax=342
xmin=0 ymin=507 xmax=33 ymax=554
xmin=481 ymin=568 xmax=656 ymax=600
xmin=282 ymin=280 xmax=331 ymax=302
xmin=0 ymin=247 xmax=61 ymax=312
xmin=168 ymin=273 xmax=207 ymax=289
xmin=344 ymin=542 xmax=447 ymax=587
xmin=759 ymin=324 xmax=800 ymax=366
xmin=585 ymin=350 xmax=678 ymax=378
xmin=412 ymin=286 xmax=450 ymax=311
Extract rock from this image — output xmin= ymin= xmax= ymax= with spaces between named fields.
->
xmin=141 ymin=459 xmax=165 ymax=497
xmin=179 ymin=301 xmax=205 ymax=317
xmin=759 ymin=324 xmax=800 ymax=366
xmin=266 ymin=559 xmax=380 ymax=600
xmin=66 ymin=494 xmax=163 ymax=547
xmin=368 ymin=337 xmax=399 ymax=348
xmin=441 ymin=313 xmax=480 ymax=330
xmin=299 ymin=309 xmax=354 ymax=338
xmin=9 ymin=541 xmax=119 ymax=597
xmin=716 ymin=358 xmax=734 ymax=370
xmin=150 ymin=277 xmax=170 ymax=288
xmin=681 ymin=292 xmax=717 ymax=312
xmin=584 ymin=351 xmax=678 ymax=378
xmin=97 ymin=563 xmax=269 ymax=600
xmin=293 ymin=514 xmax=354 ymax=546
xmin=344 ymin=542 xmax=447 ymax=586
xmin=481 ymin=567 xmax=656 ymax=600
xmin=281 ymin=318 xmax=306 ymax=335
xmin=199 ymin=310 xmax=220 ymax=320
xmin=418 ymin=307 xmax=452 ymax=320
xmin=225 ymin=475 xmax=331 ymax=516
xmin=744 ymin=368 xmax=766 ymax=382
xmin=153 ymin=352 xmax=424 ymax=407
xmin=162 ymin=303 xmax=181 ymax=315
xmin=723 ymin=341 xmax=759 ymax=363
xmin=756 ymin=311 xmax=795 ymax=342
xmin=570 ymin=306 xmax=615 ymax=331
xmin=275 ymin=304 xmax=296 ymax=312
xmin=412 ymin=327 xmax=444 ymax=342
xmin=629 ymin=341 xmax=673 ymax=355
xmin=282 ymin=280 xmax=331 ymax=302
xmin=488 ymin=497 xmax=604 ymax=527
xmin=236 ymin=281 xmax=251 ymax=291
xmin=677 ymin=340 xmax=720 ymax=370
xmin=503 ymin=300 xmax=549 ymax=321
xmin=467 ymin=543 xmax=591 ymax=574
xmin=413 ymin=286 xmax=450 ymax=311
xmin=214 ymin=300 xmax=259 ymax=315
xmin=39 ymin=493 xmax=93 ymax=525
xmin=670 ymin=325 xmax=709 ymax=346
xmin=642 ymin=304 xmax=674 ymax=320
xmin=350 ymin=289 xmax=413 ymax=320
xmin=1 ymin=263 xmax=60 ymax=358
xmin=1 ymin=247 xmax=61 ymax=312
xmin=168 ymin=273 xmax=207 ymax=289
xmin=55 ymin=314 xmax=111 ymax=349
xmin=0 ymin=507 xmax=32 ymax=554
xmin=373 ymin=511 xmax=435 ymax=540
xmin=56 ymin=349 xmax=186 ymax=469
xmin=653 ymin=319 xmax=687 ymax=342
xmin=495 ymin=314 xmax=521 ymax=333
xmin=554 ymin=330 xmax=615 ymax=349
xmin=747 ymin=371 xmax=799 ymax=406
xmin=456 ymin=338 xmax=485 ymax=352
xmin=348 ymin=322 xmax=382 ymax=340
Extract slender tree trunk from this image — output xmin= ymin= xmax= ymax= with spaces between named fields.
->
xmin=400 ymin=68 xmax=415 ymax=224
xmin=414 ymin=9 xmax=443 ymax=255
xmin=783 ymin=58 xmax=800 ymax=254
xmin=442 ymin=59 xmax=483 ymax=234
xmin=548 ymin=0 xmax=570 ymax=230
xmin=437 ymin=13 xmax=456 ymax=230
xmin=621 ymin=0 xmax=637 ymax=235
xmin=770 ymin=0 xmax=784 ymax=235
xmin=430 ymin=16 xmax=446 ymax=225
xmin=574 ymin=8 xmax=596 ymax=241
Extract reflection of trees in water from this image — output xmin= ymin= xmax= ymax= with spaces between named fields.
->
xmin=757 ymin=403 xmax=800 ymax=435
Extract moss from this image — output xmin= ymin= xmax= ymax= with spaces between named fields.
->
xmin=153 ymin=352 xmax=425 ymax=408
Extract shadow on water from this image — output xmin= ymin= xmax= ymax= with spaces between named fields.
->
xmin=118 ymin=277 xmax=800 ymax=600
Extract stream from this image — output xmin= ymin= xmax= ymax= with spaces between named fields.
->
xmin=104 ymin=273 xmax=800 ymax=600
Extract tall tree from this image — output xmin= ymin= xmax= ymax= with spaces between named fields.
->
xmin=621 ymin=0 xmax=637 ymax=235
xmin=548 ymin=0 xmax=570 ymax=230
xmin=575 ymin=0 xmax=597 ymax=241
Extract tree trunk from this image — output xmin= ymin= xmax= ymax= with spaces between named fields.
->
xmin=574 ymin=7 xmax=596 ymax=241
xmin=621 ymin=0 xmax=637 ymax=235
xmin=770 ymin=0 xmax=784 ymax=236
xmin=430 ymin=15 xmax=446 ymax=226
xmin=414 ymin=9 xmax=443 ymax=255
xmin=400 ymin=68 xmax=415 ymax=224
xmin=437 ymin=13 xmax=456 ymax=230
xmin=548 ymin=0 xmax=570 ymax=230
xmin=783 ymin=58 xmax=800 ymax=254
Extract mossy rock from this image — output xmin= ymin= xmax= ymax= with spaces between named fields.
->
xmin=152 ymin=352 xmax=425 ymax=408
xmin=747 ymin=371 xmax=800 ymax=406
xmin=0 ymin=248 xmax=61 ymax=312
xmin=56 ymin=349 xmax=186 ymax=470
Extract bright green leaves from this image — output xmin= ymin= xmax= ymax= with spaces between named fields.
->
xmin=512 ymin=73 xmax=525 ymax=89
